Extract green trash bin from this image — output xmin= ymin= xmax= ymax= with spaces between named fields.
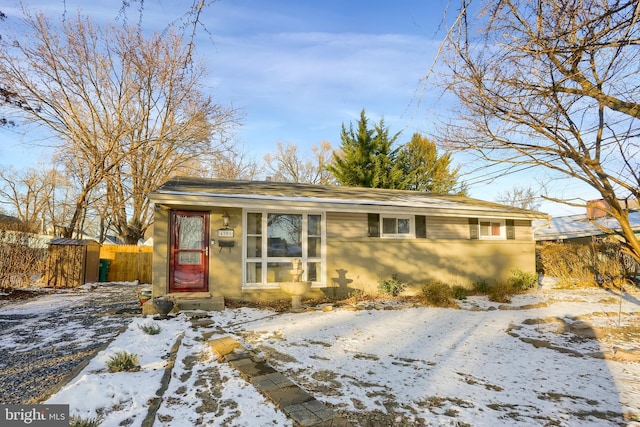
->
xmin=99 ymin=259 xmax=111 ymax=282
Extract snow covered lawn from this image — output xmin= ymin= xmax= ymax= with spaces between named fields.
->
xmin=42 ymin=286 xmax=640 ymax=426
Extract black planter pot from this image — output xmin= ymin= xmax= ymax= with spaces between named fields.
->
xmin=151 ymin=298 xmax=174 ymax=315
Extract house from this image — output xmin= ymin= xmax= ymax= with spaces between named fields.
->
xmin=148 ymin=177 xmax=548 ymax=310
xmin=533 ymin=209 xmax=640 ymax=244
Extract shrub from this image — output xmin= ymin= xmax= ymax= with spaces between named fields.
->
xmin=539 ymin=242 xmax=595 ymax=287
xmin=70 ymin=416 xmax=103 ymax=427
xmin=377 ymin=274 xmax=406 ymax=297
xmin=421 ymin=281 xmax=454 ymax=307
xmin=539 ymin=240 xmax=635 ymax=288
xmin=451 ymin=285 xmax=468 ymax=300
xmin=342 ymin=289 xmax=369 ymax=304
xmin=472 ymin=280 xmax=491 ymax=294
xmin=592 ymin=238 xmax=635 ymax=288
xmin=106 ymin=351 xmax=140 ymax=372
xmin=138 ymin=322 xmax=161 ymax=335
xmin=487 ymin=282 xmax=514 ymax=303
xmin=0 ymin=230 xmax=47 ymax=290
xmin=508 ymin=268 xmax=538 ymax=292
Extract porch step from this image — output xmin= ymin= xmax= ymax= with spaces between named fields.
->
xmin=173 ymin=296 xmax=225 ymax=312
xmin=166 ymin=292 xmax=211 ymax=300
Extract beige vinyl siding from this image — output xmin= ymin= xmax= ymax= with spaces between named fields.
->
xmin=514 ymin=219 xmax=533 ymax=240
xmin=325 ymin=214 xmax=531 ymax=241
xmin=325 ymin=239 xmax=537 ymax=295
xmin=425 ymin=216 xmax=469 ymax=239
xmin=326 ymin=212 xmax=368 ymax=238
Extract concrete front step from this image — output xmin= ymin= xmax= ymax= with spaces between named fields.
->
xmin=173 ymin=296 xmax=225 ymax=311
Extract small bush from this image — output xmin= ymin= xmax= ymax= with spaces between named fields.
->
xmin=70 ymin=416 xmax=103 ymax=427
xmin=451 ymin=285 xmax=468 ymax=300
xmin=106 ymin=351 xmax=140 ymax=372
xmin=508 ymin=268 xmax=538 ymax=292
xmin=472 ymin=280 xmax=491 ymax=294
xmin=377 ymin=274 xmax=406 ymax=297
xmin=421 ymin=281 xmax=454 ymax=307
xmin=342 ymin=289 xmax=369 ymax=304
xmin=138 ymin=322 xmax=161 ymax=335
xmin=487 ymin=282 xmax=514 ymax=303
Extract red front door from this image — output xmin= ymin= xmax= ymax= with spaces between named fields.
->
xmin=169 ymin=211 xmax=209 ymax=292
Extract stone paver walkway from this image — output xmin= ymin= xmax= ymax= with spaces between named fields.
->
xmin=207 ymin=329 xmax=351 ymax=426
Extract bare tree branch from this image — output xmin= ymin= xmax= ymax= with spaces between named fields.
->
xmin=439 ymin=0 xmax=640 ymax=262
xmin=0 ymin=7 xmax=240 ymax=242
xmin=264 ymin=141 xmax=336 ymax=185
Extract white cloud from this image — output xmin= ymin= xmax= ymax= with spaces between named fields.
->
xmin=205 ymin=30 xmax=441 ymax=152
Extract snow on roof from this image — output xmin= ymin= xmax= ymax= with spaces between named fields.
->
xmin=533 ymin=210 xmax=640 ymax=241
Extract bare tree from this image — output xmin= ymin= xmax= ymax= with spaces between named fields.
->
xmin=0 ymin=167 xmax=58 ymax=233
xmin=495 ymin=186 xmax=541 ymax=211
xmin=438 ymin=0 xmax=640 ymax=262
xmin=0 ymin=10 xmax=24 ymax=128
xmin=194 ymin=142 xmax=263 ymax=180
xmin=103 ymin=24 xmax=239 ymax=243
xmin=264 ymin=141 xmax=336 ymax=184
xmin=0 ymin=9 xmax=239 ymax=243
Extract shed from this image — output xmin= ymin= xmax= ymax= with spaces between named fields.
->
xmin=46 ymin=238 xmax=101 ymax=288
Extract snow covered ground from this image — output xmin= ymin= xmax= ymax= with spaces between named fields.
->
xmin=14 ymin=283 xmax=639 ymax=426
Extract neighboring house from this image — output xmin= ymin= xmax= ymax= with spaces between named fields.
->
xmin=100 ymin=235 xmax=124 ymax=245
xmin=0 ymin=214 xmax=53 ymax=249
xmin=148 ymin=177 xmax=548 ymax=309
xmin=533 ymin=210 xmax=640 ymax=244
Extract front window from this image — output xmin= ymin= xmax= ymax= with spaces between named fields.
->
xmin=245 ymin=212 xmax=324 ymax=287
xmin=479 ymin=219 xmax=505 ymax=239
xmin=381 ymin=215 xmax=412 ymax=238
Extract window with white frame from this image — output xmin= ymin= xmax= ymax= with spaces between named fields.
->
xmin=381 ymin=215 xmax=412 ymax=237
xmin=479 ymin=219 xmax=505 ymax=239
xmin=244 ymin=211 xmax=324 ymax=287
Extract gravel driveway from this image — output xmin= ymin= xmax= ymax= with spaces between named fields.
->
xmin=0 ymin=283 xmax=140 ymax=404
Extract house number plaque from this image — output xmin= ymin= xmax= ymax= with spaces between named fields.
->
xmin=217 ymin=229 xmax=234 ymax=238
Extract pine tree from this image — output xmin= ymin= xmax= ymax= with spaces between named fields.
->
xmin=328 ymin=109 xmax=403 ymax=188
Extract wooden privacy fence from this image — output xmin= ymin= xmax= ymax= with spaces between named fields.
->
xmin=99 ymin=245 xmax=153 ymax=284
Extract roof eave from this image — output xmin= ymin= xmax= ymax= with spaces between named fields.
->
xmin=149 ymin=191 xmax=549 ymax=220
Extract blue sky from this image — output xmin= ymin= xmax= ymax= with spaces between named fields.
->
xmin=1 ymin=0 xmax=598 ymax=216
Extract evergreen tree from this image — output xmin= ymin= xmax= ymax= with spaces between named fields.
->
xmin=328 ymin=109 xmax=403 ymax=188
xmin=397 ymin=133 xmax=463 ymax=194
xmin=328 ymin=111 xmax=463 ymax=194
xmin=370 ymin=119 xmax=404 ymax=189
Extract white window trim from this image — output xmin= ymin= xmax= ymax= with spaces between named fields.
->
xmin=243 ymin=210 xmax=325 ymax=289
xmin=380 ymin=215 xmax=414 ymax=239
xmin=478 ymin=218 xmax=506 ymax=240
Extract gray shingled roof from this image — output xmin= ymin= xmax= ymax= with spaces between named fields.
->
xmin=150 ymin=177 xmax=548 ymax=219
xmin=49 ymin=238 xmax=100 ymax=246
